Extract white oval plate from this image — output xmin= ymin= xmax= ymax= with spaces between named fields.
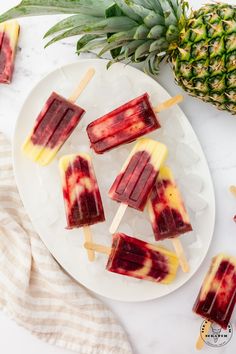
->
xmin=13 ymin=59 xmax=215 ymax=302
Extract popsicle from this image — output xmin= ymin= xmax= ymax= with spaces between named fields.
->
xmin=84 ymin=233 xmax=179 ymax=284
xmin=0 ymin=20 xmax=20 ymax=84
xmin=193 ymin=254 xmax=236 ymax=349
xmin=109 ymin=138 xmax=167 ymax=234
xmin=87 ymin=94 xmax=183 ymax=154
xmin=59 ymin=153 xmax=105 ymax=261
xmin=147 ymin=166 xmax=192 ymax=272
xmin=22 ymin=68 xmax=95 ymax=166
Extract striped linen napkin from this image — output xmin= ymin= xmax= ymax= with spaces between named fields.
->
xmin=0 ymin=133 xmax=132 ymax=354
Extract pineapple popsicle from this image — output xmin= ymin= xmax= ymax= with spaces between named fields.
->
xmin=86 ymin=233 xmax=179 ymax=284
xmin=22 ymin=68 xmax=95 ymax=166
xmin=0 ymin=20 xmax=20 ymax=84
xmin=87 ymin=93 xmax=160 ymax=154
xmin=148 ymin=166 xmax=192 ymax=241
xmin=193 ymin=253 xmax=236 ymax=329
xmin=109 ymin=138 xmax=167 ymax=234
xmin=59 ymin=153 xmax=105 ymax=229
xmin=107 ymin=233 xmax=179 ymax=283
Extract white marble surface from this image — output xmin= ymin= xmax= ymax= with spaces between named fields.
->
xmin=0 ymin=1 xmax=236 ymax=353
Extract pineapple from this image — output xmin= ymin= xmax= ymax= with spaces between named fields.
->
xmin=1 ymin=0 xmax=235 ymax=114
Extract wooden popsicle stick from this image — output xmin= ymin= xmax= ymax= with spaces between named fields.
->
xmin=229 ymin=185 xmax=236 ymax=198
xmin=154 ymin=94 xmax=183 ymax=113
xmin=83 ymin=226 xmax=95 ymax=261
xmin=171 ymin=237 xmax=190 ymax=273
xmin=84 ymin=242 xmax=111 ymax=255
xmin=109 ymin=203 xmax=128 ymax=234
xmin=68 ymin=68 xmax=95 ymax=103
xmin=196 ymin=320 xmax=211 ymax=350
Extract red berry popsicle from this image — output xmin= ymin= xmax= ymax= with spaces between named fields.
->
xmin=147 ymin=166 xmax=192 ymax=272
xmin=84 ymin=233 xmax=179 ymax=284
xmin=87 ymin=93 xmax=183 ymax=154
xmin=109 ymin=138 xmax=168 ymax=234
xmin=59 ymin=153 xmax=105 ymax=229
xmin=22 ymin=68 xmax=95 ymax=166
xmin=0 ymin=20 xmax=20 ymax=84
xmin=148 ymin=166 xmax=192 ymax=241
xmin=87 ymin=93 xmax=160 ymax=153
xmin=59 ymin=153 xmax=105 ymax=261
xmin=193 ymin=254 xmax=236 ymax=349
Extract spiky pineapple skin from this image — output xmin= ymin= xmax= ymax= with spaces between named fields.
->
xmin=171 ymin=3 xmax=236 ymax=114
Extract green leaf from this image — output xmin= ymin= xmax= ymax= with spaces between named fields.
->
xmin=108 ymin=28 xmax=137 ymax=42
xmin=77 ymin=38 xmax=107 ymax=52
xmin=98 ymin=41 xmax=126 ymax=57
xmin=167 ymin=0 xmax=180 ymax=18
xmin=105 ymin=3 xmax=123 ymax=59
xmin=134 ymin=24 xmax=149 ymax=39
xmin=144 ymin=12 xmax=165 ymax=27
xmin=44 ymin=14 xmax=101 ymax=38
xmin=147 ymin=24 xmax=165 ymax=39
xmin=144 ymin=51 xmax=160 ymax=75
xmin=134 ymin=40 xmax=152 ymax=61
xmin=150 ymin=38 xmax=167 ymax=52
xmin=159 ymin=0 xmax=178 ymax=26
xmin=166 ymin=24 xmax=179 ymax=41
xmin=77 ymin=34 xmax=100 ymax=53
xmin=0 ymin=0 xmax=113 ymax=23
xmin=128 ymin=3 xmax=151 ymax=18
xmin=149 ymin=0 xmax=164 ymax=15
xmin=45 ymin=16 xmax=137 ymax=47
xmin=114 ymin=0 xmax=142 ymax=22
xmin=123 ymin=39 xmax=145 ymax=57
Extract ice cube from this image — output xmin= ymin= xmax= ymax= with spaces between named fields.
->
xmin=145 ymin=233 xmax=156 ymax=243
xmin=181 ymin=230 xmax=197 ymax=246
xmin=119 ymin=223 xmax=133 ymax=235
xmin=117 ymin=147 xmax=130 ymax=159
xmin=185 ymin=193 xmax=208 ymax=213
xmin=105 ymin=76 xmax=135 ymax=110
xmin=163 ymin=115 xmax=185 ymax=139
xmin=176 ymin=143 xmax=200 ymax=167
xmin=131 ymin=216 xmax=150 ymax=236
xmin=162 ymin=135 xmax=176 ymax=155
xmin=37 ymin=165 xmax=50 ymax=185
xmin=101 ymin=167 xmax=118 ymax=188
xmin=148 ymin=87 xmax=163 ymax=104
xmin=180 ymin=173 xmax=204 ymax=193
xmin=78 ymin=144 xmax=91 ymax=153
xmin=188 ymin=235 xmax=203 ymax=249
xmin=87 ymin=254 xmax=106 ymax=275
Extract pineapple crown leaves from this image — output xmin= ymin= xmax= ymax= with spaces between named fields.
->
xmin=0 ymin=0 xmax=189 ymax=75
xmin=0 ymin=1 xmax=114 ymax=20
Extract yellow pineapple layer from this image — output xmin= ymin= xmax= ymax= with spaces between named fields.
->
xmin=59 ymin=153 xmax=91 ymax=173
xmin=1 ymin=20 xmax=20 ymax=49
xmin=158 ymin=166 xmax=190 ymax=224
xmin=120 ymin=138 xmax=168 ymax=174
xmin=146 ymin=243 xmax=179 ymax=284
xmin=22 ymin=137 xmax=58 ymax=166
